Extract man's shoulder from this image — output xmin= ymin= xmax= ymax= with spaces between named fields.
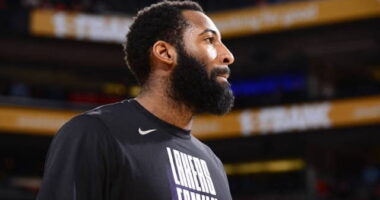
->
xmin=81 ymin=99 xmax=145 ymax=137
xmin=82 ymin=99 xmax=138 ymax=124
xmin=85 ymin=99 xmax=132 ymax=117
xmin=55 ymin=99 xmax=139 ymax=144
xmin=61 ymin=99 xmax=137 ymax=134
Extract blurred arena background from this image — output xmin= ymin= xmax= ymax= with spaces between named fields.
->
xmin=1 ymin=0 xmax=380 ymax=199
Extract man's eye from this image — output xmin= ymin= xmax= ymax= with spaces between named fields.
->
xmin=205 ymin=37 xmax=214 ymax=43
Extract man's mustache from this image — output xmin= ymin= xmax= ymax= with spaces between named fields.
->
xmin=211 ymin=67 xmax=230 ymax=78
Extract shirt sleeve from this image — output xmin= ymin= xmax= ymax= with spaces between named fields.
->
xmin=37 ymin=114 xmax=121 ymax=200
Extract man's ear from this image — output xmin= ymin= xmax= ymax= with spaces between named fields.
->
xmin=151 ymin=41 xmax=176 ymax=68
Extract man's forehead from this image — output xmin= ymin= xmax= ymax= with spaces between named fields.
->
xmin=182 ymin=10 xmax=221 ymax=37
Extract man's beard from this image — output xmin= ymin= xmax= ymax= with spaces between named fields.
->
xmin=168 ymin=46 xmax=234 ymax=115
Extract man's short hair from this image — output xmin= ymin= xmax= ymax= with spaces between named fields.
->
xmin=124 ymin=1 xmax=203 ymax=85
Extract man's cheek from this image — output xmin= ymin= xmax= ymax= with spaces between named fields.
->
xmin=206 ymin=46 xmax=217 ymax=60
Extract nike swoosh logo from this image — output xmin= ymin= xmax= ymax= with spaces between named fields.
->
xmin=138 ymin=128 xmax=157 ymax=135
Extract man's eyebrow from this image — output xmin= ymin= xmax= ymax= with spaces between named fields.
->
xmin=199 ymin=29 xmax=218 ymax=36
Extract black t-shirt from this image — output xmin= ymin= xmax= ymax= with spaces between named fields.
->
xmin=37 ymin=99 xmax=232 ymax=200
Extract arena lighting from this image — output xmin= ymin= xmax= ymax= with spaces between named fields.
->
xmin=231 ymin=73 xmax=306 ymax=97
xmin=224 ymin=159 xmax=305 ymax=175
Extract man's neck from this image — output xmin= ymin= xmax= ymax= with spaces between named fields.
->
xmin=135 ymin=90 xmax=193 ymax=130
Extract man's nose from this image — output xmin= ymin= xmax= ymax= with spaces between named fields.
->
xmin=219 ymin=44 xmax=235 ymax=65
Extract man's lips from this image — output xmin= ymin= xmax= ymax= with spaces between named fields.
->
xmin=217 ymin=73 xmax=229 ymax=79
xmin=216 ymin=73 xmax=230 ymax=83
xmin=213 ymin=66 xmax=231 ymax=82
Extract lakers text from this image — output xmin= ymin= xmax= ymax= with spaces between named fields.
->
xmin=167 ymin=147 xmax=217 ymax=200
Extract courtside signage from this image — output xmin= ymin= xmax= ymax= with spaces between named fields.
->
xmin=30 ymin=9 xmax=133 ymax=43
xmin=30 ymin=0 xmax=380 ymax=42
xmin=0 ymin=106 xmax=78 ymax=135
xmin=1 ymin=96 xmax=379 ymax=138
xmin=210 ymin=0 xmax=380 ymax=38
xmin=192 ymin=95 xmax=380 ymax=139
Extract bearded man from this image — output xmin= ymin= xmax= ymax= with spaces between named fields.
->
xmin=38 ymin=1 xmax=235 ymax=199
